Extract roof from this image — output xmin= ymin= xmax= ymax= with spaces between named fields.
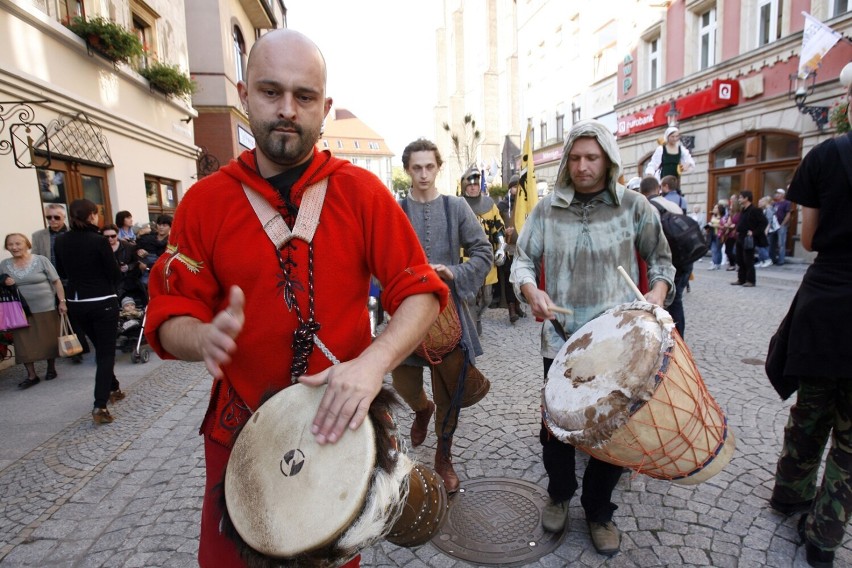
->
xmin=318 ymin=108 xmax=394 ymax=158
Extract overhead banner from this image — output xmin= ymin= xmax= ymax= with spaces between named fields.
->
xmin=798 ymin=12 xmax=842 ymax=79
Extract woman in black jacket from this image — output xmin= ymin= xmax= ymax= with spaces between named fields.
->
xmin=54 ymin=200 xmax=122 ymax=424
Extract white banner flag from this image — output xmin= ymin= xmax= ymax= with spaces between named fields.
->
xmin=799 ymin=12 xmax=842 ymax=79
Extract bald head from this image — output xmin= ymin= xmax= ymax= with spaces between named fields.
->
xmin=246 ymin=29 xmax=327 ymax=90
xmin=238 ymin=28 xmax=333 ymax=177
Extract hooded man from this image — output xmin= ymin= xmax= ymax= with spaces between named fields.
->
xmin=511 ymin=119 xmax=674 ymax=556
xmin=460 ymin=165 xmax=506 ymax=334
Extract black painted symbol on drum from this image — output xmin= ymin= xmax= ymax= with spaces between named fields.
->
xmin=280 ymin=449 xmax=306 ymax=477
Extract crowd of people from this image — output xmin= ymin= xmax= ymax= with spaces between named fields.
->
xmin=1 ymin=203 xmax=169 ymax=424
xmin=5 ymin=27 xmax=845 ymax=568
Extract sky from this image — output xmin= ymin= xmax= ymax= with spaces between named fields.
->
xmin=285 ymin=1 xmax=441 ymax=165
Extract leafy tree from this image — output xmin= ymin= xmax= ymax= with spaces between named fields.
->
xmin=392 ymin=166 xmax=410 ymax=198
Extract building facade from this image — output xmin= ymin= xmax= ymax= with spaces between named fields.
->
xmin=435 ymin=0 xmax=520 ymax=193
xmin=0 ymin=0 xmax=198 ymax=237
xmin=615 ymin=0 xmax=852 ymax=260
xmin=318 ymin=108 xmax=394 ymax=192
xmin=184 ymin=0 xmax=287 ymax=175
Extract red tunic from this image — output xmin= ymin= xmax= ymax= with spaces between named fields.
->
xmin=145 ymin=148 xmax=447 ymax=566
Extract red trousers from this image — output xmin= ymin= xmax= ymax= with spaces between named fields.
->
xmin=199 ymin=434 xmax=360 ymax=568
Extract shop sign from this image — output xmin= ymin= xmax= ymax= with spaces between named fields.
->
xmin=617 ymin=79 xmax=740 ymax=137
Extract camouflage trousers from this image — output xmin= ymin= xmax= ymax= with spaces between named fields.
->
xmin=773 ymin=376 xmax=852 ymax=551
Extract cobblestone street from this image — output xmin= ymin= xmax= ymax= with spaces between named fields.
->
xmin=0 ymin=261 xmax=845 ymax=567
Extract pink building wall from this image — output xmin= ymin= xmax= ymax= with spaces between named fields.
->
xmin=721 ymin=0 xmax=740 ymax=60
xmin=666 ymin=0 xmax=686 ymax=83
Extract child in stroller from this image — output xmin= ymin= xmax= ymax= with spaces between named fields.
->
xmin=116 ymin=295 xmax=150 ymax=363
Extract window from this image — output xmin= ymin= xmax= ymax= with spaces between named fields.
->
xmin=832 ymin=0 xmax=850 ymax=16
xmin=571 ymin=103 xmax=581 ymax=124
xmin=757 ymin=0 xmax=782 ymax=47
xmin=336 ymin=140 xmax=343 ymax=149
xmin=233 ymin=26 xmax=246 ymax=83
xmin=354 ymin=141 xmax=360 ymax=149
xmin=145 ymin=175 xmax=178 ymax=220
xmin=699 ymin=8 xmax=717 ymax=70
xmin=58 ymin=0 xmax=84 ymax=24
xmin=540 ymin=121 xmax=547 ymax=146
xmin=131 ymin=0 xmax=159 ymax=67
xmin=556 ymin=114 xmax=565 ymax=141
xmin=322 ymin=140 xmax=329 ymax=148
xmin=648 ymin=37 xmax=661 ymax=90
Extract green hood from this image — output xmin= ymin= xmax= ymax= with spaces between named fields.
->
xmin=553 ymin=119 xmax=624 ymax=207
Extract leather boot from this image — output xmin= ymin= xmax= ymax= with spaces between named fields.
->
xmin=508 ymin=302 xmax=520 ymax=323
xmin=410 ymin=401 xmax=435 ymax=447
xmin=435 ymin=437 xmax=460 ymax=494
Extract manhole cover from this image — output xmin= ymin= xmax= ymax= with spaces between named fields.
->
xmin=431 ymin=477 xmax=564 ymax=566
xmin=741 ymin=357 xmax=765 ymax=365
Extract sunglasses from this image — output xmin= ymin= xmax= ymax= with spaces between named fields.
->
xmin=103 ymin=234 xmax=118 ymax=239
xmin=46 ymin=215 xmax=63 ymax=221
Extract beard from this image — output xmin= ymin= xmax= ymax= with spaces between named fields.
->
xmin=251 ymin=118 xmax=320 ymax=167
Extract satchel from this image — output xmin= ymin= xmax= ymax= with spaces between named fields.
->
xmin=58 ymin=312 xmax=83 ymax=357
xmin=744 ymin=234 xmax=755 ymax=250
xmin=0 ymin=285 xmax=30 ymax=331
xmin=765 ymin=295 xmax=799 ymax=400
xmin=415 ymin=293 xmax=462 ymax=364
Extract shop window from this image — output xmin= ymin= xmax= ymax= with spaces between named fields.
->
xmin=713 ymin=139 xmax=746 ymax=168
xmin=761 ymin=133 xmax=799 ymax=161
xmin=145 ymin=175 xmax=178 ymax=221
xmin=37 ymin=160 xmax=111 ymax=225
xmin=709 ymin=131 xmax=800 ymax=255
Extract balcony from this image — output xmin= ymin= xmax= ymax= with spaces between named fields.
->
xmin=239 ymin=0 xmax=276 ymax=29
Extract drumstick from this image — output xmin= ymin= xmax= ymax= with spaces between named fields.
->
xmin=548 ymin=305 xmax=573 ymax=315
xmin=617 ymin=265 xmax=646 ymax=302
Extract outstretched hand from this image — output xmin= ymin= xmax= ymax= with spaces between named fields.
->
xmin=200 ymin=286 xmax=245 ymax=379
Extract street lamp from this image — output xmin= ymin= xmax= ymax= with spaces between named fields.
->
xmin=666 ymin=99 xmax=679 ymax=127
xmin=788 ymin=72 xmax=829 ymax=130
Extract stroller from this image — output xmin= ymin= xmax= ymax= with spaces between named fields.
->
xmin=116 ymin=295 xmax=151 ymax=363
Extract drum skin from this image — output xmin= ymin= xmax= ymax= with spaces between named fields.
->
xmin=225 ymin=384 xmax=376 ymax=558
xmin=544 ymin=301 xmax=735 ymax=484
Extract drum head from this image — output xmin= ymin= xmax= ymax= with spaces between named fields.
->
xmin=224 ymin=384 xmax=376 ymax=558
xmin=545 ymin=302 xmax=673 ymax=444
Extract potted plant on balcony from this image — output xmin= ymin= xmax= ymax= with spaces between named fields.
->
xmin=68 ymin=16 xmax=144 ymax=65
xmin=829 ymin=99 xmax=850 ymax=134
xmin=138 ymin=62 xmax=196 ymax=98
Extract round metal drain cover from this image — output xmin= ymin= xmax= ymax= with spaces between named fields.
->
xmin=431 ymin=477 xmax=563 ymax=566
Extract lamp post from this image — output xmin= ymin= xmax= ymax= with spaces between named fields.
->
xmin=788 ymin=72 xmax=829 ymax=130
xmin=666 ymin=99 xmax=679 ymax=127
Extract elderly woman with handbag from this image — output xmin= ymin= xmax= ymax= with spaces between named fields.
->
xmin=0 ymin=233 xmax=67 ymax=389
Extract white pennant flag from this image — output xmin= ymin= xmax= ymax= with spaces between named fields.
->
xmin=798 ymin=12 xmax=842 ymax=79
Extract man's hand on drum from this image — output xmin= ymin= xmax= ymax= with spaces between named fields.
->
xmin=644 ymin=280 xmax=669 ymax=308
xmin=520 ymin=284 xmax=556 ymax=320
xmin=299 ymin=357 xmax=384 ymax=445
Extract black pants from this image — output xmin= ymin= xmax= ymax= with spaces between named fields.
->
xmin=542 ymin=358 xmax=624 ymax=522
xmin=67 ymin=297 xmax=120 ymax=408
xmin=497 ymin=255 xmax=518 ymax=306
xmin=736 ymin=238 xmax=756 ymax=284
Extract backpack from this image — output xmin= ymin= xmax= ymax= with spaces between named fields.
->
xmin=651 ymin=201 xmax=709 ymax=270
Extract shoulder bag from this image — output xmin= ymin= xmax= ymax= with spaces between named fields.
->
xmin=0 ymin=285 xmax=30 ymax=331
xmin=58 ymin=312 xmax=83 ymax=357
